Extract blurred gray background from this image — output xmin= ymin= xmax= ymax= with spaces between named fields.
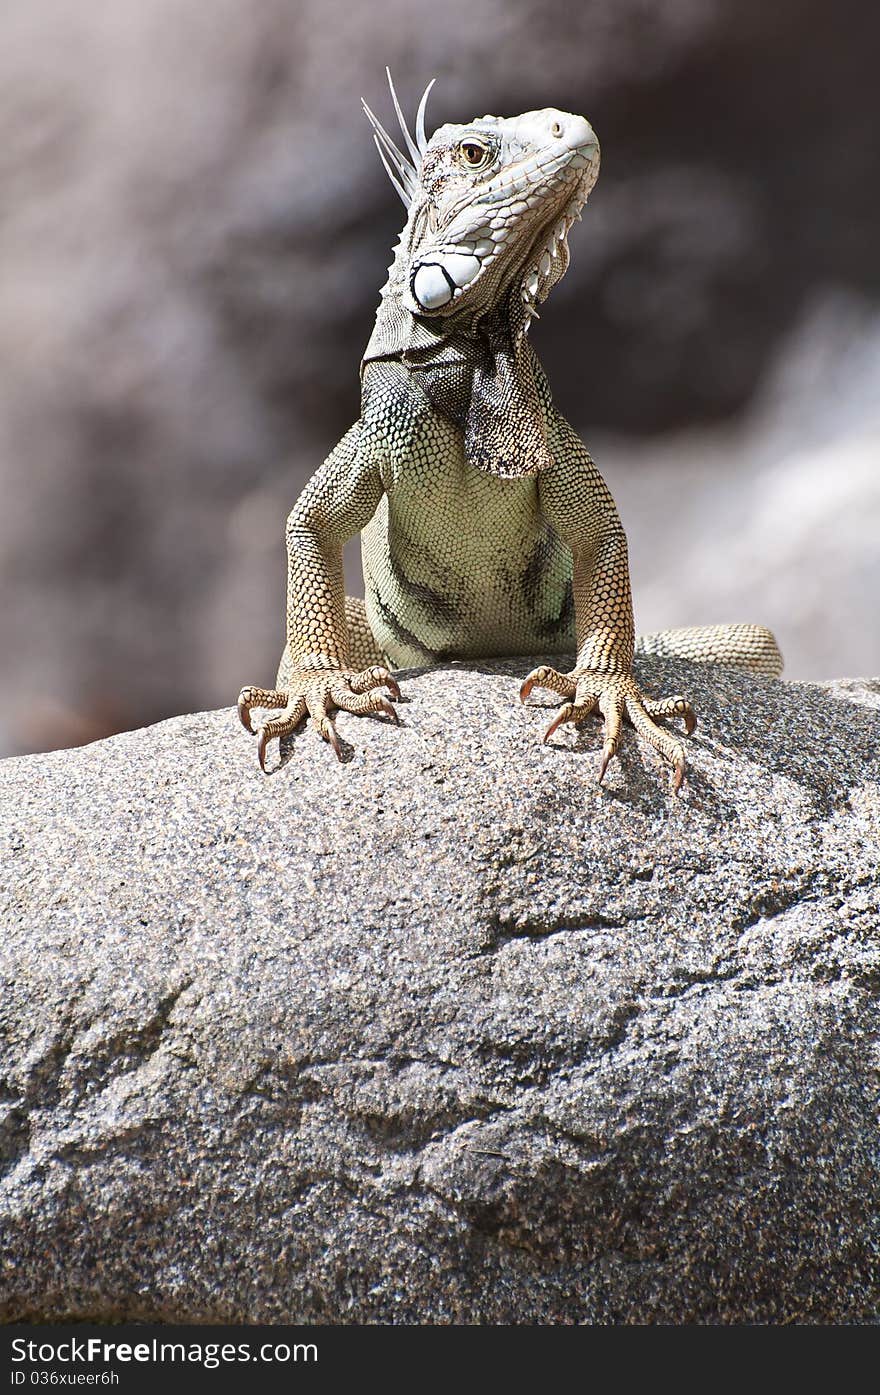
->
xmin=1 ymin=0 xmax=878 ymax=757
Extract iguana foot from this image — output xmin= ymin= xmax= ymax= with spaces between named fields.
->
xmin=237 ymin=666 xmax=400 ymax=772
xmin=520 ymin=666 xmax=696 ymax=794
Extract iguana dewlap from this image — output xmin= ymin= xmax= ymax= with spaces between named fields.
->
xmin=238 ymin=74 xmax=781 ymax=791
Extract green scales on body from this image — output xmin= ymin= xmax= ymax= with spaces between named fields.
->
xmin=238 ymin=73 xmax=781 ymax=792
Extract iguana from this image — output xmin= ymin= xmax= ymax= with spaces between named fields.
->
xmin=237 ymin=73 xmax=782 ymax=792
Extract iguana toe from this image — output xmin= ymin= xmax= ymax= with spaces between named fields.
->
xmin=251 ymin=696 xmax=308 ymax=772
xmin=238 ymin=686 xmax=288 ymax=735
xmin=542 ymin=698 xmax=599 ymax=745
xmin=642 ymin=695 xmax=697 ymax=736
xmin=311 ymin=713 xmax=344 ymax=761
xmin=348 ymin=666 xmax=401 ymax=700
xmin=520 ymin=665 xmax=577 ymax=704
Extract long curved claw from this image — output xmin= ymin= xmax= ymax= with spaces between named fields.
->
xmin=376 ymin=697 xmax=400 ymax=725
xmin=597 ymin=739 xmax=617 ymax=785
xmin=518 ymin=672 xmax=541 ymax=703
xmin=543 ymin=702 xmax=576 ymax=744
xmin=683 ymin=707 xmax=697 ymax=737
xmin=238 ymin=695 xmax=255 ymax=733
xmin=383 ymin=674 xmax=402 ymax=701
xmin=257 ymin=725 xmax=270 ymax=773
xmin=321 ymin=719 xmax=344 ymax=761
xmin=672 ymin=752 xmax=685 ymax=795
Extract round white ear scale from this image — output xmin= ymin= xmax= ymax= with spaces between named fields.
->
xmin=441 ymin=253 xmax=481 ymax=287
xmin=412 ymin=263 xmax=453 ymax=309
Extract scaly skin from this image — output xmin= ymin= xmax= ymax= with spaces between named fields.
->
xmin=238 ymin=75 xmax=782 ymax=791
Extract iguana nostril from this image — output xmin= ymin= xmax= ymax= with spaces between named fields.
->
xmin=551 ymin=121 xmax=563 ymax=137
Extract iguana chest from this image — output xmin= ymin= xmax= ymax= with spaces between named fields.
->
xmin=360 ymin=370 xmax=573 ymax=666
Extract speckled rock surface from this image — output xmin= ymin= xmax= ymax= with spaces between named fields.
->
xmin=1 ymin=658 xmax=879 ymax=1324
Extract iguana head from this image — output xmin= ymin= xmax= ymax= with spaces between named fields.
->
xmin=363 ymin=73 xmax=599 ymax=336
xmin=361 ymin=74 xmax=600 ymax=478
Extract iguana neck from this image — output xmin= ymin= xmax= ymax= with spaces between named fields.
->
xmin=363 ymin=252 xmax=553 ymax=479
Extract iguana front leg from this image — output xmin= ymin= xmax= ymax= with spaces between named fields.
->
xmin=238 ymin=424 xmax=398 ymax=770
xmin=521 ymin=414 xmax=695 ymax=792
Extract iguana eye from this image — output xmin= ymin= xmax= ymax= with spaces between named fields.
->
xmin=459 ymin=139 xmax=491 ymax=169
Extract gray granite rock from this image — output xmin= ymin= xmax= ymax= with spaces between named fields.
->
xmin=1 ymin=658 xmax=879 ymax=1323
